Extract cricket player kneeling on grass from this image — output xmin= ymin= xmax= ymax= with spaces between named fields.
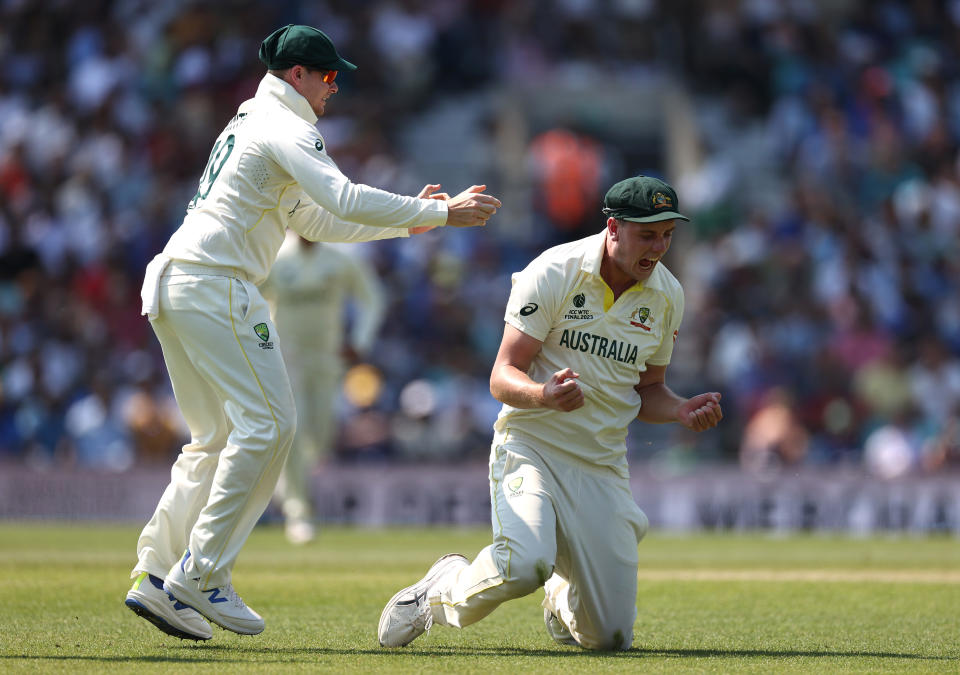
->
xmin=378 ymin=175 xmax=722 ymax=651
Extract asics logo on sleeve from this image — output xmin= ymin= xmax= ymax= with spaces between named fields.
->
xmin=520 ymin=303 xmax=539 ymax=316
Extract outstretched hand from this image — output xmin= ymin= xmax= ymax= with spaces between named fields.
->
xmin=542 ymin=368 xmax=584 ymax=412
xmin=676 ymin=392 xmax=723 ymax=432
xmin=410 ymin=184 xmax=452 ymax=234
xmin=418 ymin=183 xmax=450 ymax=201
xmin=444 ymin=185 xmax=501 ymax=228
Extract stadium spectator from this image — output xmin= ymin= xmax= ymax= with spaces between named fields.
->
xmin=739 ymin=387 xmax=809 ymax=478
xmin=0 ymin=0 xmax=958 ymax=482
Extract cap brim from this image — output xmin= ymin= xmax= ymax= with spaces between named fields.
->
xmin=620 ymin=211 xmax=689 ymax=223
xmin=331 ymin=57 xmax=357 ymax=71
xmin=306 ymin=56 xmax=357 ymax=71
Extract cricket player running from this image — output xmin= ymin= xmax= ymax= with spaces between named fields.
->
xmin=261 ymin=235 xmax=388 ymax=545
xmin=124 ymin=24 xmax=500 ymax=641
xmin=378 ymin=176 xmax=721 ymax=651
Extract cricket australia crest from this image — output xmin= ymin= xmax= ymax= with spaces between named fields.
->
xmin=630 ymin=306 xmax=653 ymax=331
xmin=253 ymin=322 xmax=274 ymax=349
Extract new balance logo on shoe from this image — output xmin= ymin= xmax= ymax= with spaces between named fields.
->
xmin=164 ymin=548 xmax=265 ymax=635
xmin=204 ymin=588 xmax=230 ymax=604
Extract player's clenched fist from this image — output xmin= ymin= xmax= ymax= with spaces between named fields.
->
xmin=676 ymin=392 xmax=723 ymax=432
xmin=541 ymin=368 xmax=584 ymax=412
xmin=444 ymin=184 xmax=502 ymax=228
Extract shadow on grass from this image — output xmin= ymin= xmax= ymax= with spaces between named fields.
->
xmin=634 ymin=647 xmax=955 ymax=661
xmin=2 ymin=644 xmax=955 ymax=664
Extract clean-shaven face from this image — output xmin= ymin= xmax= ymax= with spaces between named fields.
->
xmin=293 ymin=66 xmax=338 ymax=116
xmin=607 ymin=217 xmax=676 ymax=284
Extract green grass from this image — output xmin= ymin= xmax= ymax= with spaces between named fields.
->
xmin=0 ymin=523 xmax=958 ymax=672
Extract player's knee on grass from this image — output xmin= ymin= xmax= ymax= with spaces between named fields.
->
xmin=576 ymin=623 xmax=633 ymax=651
xmin=502 ymin=556 xmax=554 ymax=597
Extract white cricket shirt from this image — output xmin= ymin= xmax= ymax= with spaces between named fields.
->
xmin=262 ymin=235 xmax=385 ymax=367
xmin=162 ymin=74 xmax=447 ymax=285
xmin=493 ymin=230 xmax=685 ymax=477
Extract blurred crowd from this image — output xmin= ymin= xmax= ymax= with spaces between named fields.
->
xmin=0 ymin=0 xmax=958 ymax=478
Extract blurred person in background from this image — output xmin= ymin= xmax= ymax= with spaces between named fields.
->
xmin=921 ymin=405 xmax=960 ymax=472
xmin=378 ymin=176 xmax=722 ymax=651
xmin=908 ymin=336 xmax=960 ymax=429
xmin=862 ymin=406 xmax=931 ymax=480
xmin=124 ymin=24 xmax=500 ymax=642
xmin=739 ymin=387 xmax=809 ymax=478
xmin=262 ymin=233 xmax=386 ymax=544
xmin=528 ymin=126 xmax=605 ymax=241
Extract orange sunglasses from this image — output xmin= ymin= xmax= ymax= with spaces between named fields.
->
xmin=321 ymin=70 xmax=338 ymax=84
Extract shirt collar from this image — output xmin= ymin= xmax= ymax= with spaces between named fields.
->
xmin=582 ymin=228 xmax=661 ymax=293
xmin=580 ymin=229 xmax=608 ymax=277
xmin=255 ymin=73 xmax=318 ymax=124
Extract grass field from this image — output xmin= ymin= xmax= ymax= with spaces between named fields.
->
xmin=1 ymin=523 xmax=958 ymax=673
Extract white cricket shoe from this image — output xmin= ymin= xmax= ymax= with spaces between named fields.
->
xmin=163 ymin=549 xmax=265 ymax=635
xmin=125 ymin=571 xmax=213 ymax=641
xmin=378 ymin=553 xmax=468 ymax=647
xmin=544 ymin=608 xmax=578 ymax=646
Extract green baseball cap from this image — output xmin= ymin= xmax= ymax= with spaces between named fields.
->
xmin=602 ymin=175 xmax=689 ymax=223
xmin=258 ymin=24 xmax=357 ymax=72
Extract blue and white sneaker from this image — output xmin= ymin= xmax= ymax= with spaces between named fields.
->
xmin=125 ymin=572 xmax=213 ymax=641
xmin=163 ymin=549 xmax=265 ymax=635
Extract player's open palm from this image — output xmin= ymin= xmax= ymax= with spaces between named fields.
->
xmin=677 ymin=392 xmax=723 ymax=432
xmin=542 ymin=368 xmax=584 ymax=412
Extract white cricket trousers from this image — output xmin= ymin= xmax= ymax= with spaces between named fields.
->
xmin=133 ymin=264 xmax=296 ymax=590
xmin=429 ymin=438 xmax=648 ymax=650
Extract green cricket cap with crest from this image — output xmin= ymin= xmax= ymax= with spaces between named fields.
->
xmin=258 ymin=25 xmax=357 ymax=72
xmin=602 ymin=175 xmax=689 ymax=223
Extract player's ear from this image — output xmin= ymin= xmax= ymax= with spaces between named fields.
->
xmin=607 ymin=216 xmax=620 ymax=239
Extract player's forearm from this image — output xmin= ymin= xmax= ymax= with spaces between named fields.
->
xmin=275 ymin=139 xmax=449 ymax=231
xmin=293 ymin=207 xmax=411 ymax=242
xmin=635 ymin=383 xmax=686 ymax=424
xmin=490 ymin=365 xmax=546 ymax=409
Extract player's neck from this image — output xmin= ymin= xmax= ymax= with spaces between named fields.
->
xmin=599 ymin=255 xmax=636 ymax=301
